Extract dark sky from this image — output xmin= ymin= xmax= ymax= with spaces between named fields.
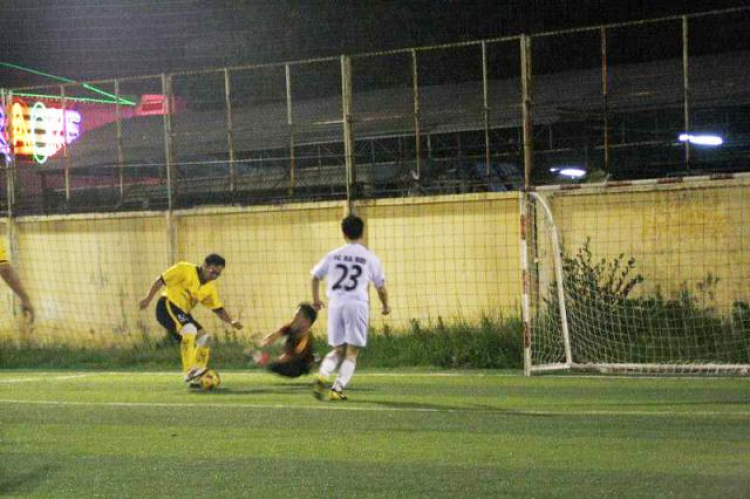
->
xmin=1 ymin=0 xmax=748 ymax=88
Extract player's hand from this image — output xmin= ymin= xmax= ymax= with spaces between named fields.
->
xmin=230 ymin=320 xmax=243 ymax=330
xmin=21 ymin=300 xmax=34 ymax=324
xmin=253 ymin=351 xmax=270 ymax=367
xmin=313 ymin=299 xmax=325 ymax=311
xmin=138 ymin=298 xmax=150 ymax=310
xmin=382 ymin=304 xmax=391 ymax=316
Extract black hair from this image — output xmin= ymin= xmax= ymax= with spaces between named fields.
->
xmin=204 ymin=253 xmax=226 ymax=267
xmin=297 ymin=302 xmax=318 ymax=324
xmin=341 ymin=214 xmax=364 ymax=240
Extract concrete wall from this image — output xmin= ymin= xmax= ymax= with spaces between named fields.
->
xmin=0 ymin=192 xmax=521 ymax=345
xmin=1 ymin=178 xmax=746 ymax=347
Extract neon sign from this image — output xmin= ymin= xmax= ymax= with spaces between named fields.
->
xmin=10 ymin=100 xmax=82 ymax=164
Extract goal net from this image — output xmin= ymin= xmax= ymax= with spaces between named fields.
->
xmin=524 ymin=176 xmax=750 ymax=375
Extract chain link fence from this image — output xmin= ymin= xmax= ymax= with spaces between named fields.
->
xmin=2 ymin=7 xmax=749 ymax=215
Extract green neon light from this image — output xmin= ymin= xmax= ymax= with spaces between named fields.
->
xmin=30 ymin=102 xmax=49 ymax=164
xmin=13 ymin=92 xmax=136 ymax=106
xmin=81 ymin=83 xmax=135 ymax=105
xmin=1 ymin=62 xmax=137 ymax=106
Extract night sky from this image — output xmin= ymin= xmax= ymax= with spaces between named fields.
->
xmin=1 ymin=0 xmax=748 ymax=88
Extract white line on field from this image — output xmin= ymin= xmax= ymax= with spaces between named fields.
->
xmin=0 ymin=398 xmax=747 ymax=418
xmin=1 ymin=371 xmax=746 ymax=381
xmin=98 ymin=372 xmax=750 ymax=381
xmin=0 ymin=374 xmax=95 ymax=384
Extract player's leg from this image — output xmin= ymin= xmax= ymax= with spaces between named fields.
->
xmin=156 ymin=298 xmax=194 ymax=376
xmin=319 ymin=305 xmax=346 ymax=377
xmin=192 ymin=330 xmax=212 ymax=373
xmin=330 ymin=301 xmax=368 ymax=400
xmin=179 ymin=323 xmax=201 ymax=380
xmin=314 ymin=344 xmax=344 ymax=399
xmin=314 ymin=305 xmax=347 ymax=399
xmin=155 ymin=297 xmax=182 ymax=345
xmin=330 ymin=346 xmax=359 ymax=400
xmin=319 ymin=345 xmax=345 ymax=378
xmin=268 ymin=357 xmax=307 ymax=378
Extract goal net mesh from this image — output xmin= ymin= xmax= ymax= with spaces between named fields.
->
xmin=527 ymin=179 xmax=750 ymax=374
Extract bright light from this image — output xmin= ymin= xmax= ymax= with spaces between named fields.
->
xmin=678 ymin=133 xmax=723 ymax=146
xmin=559 ymin=168 xmax=586 ymax=178
xmin=550 ymin=166 xmax=586 ymax=179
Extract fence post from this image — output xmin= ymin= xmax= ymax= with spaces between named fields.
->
xmin=223 ymin=68 xmax=236 ymax=195
xmin=600 ymin=27 xmax=610 ymax=173
xmin=1 ymin=89 xmax=13 ymax=217
xmin=341 ymin=55 xmax=356 ymax=212
xmin=161 ymin=74 xmax=175 ymax=211
xmin=411 ymin=49 xmax=422 ymax=182
xmin=520 ymin=35 xmax=536 ymax=375
xmin=482 ymin=41 xmax=492 ymax=183
xmin=520 ymin=35 xmax=534 ymax=189
xmin=286 ymin=63 xmax=296 ymax=197
xmin=60 ymin=85 xmax=71 ymax=207
xmin=682 ymin=16 xmax=691 ymax=171
xmin=2 ymin=89 xmax=20 ymax=320
xmin=114 ymin=79 xmax=125 ymax=201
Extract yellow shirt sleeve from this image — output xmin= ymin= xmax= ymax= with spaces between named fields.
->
xmin=201 ymin=283 xmax=223 ymax=310
xmin=0 ymin=238 xmax=8 ymax=264
xmin=161 ymin=263 xmax=187 ymax=287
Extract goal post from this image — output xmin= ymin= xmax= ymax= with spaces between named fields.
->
xmin=523 ymin=175 xmax=750 ymax=375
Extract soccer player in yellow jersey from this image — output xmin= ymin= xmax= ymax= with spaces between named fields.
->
xmin=0 ymin=239 xmax=34 ymax=322
xmin=139 ymin=254 xmax=242 ymax=384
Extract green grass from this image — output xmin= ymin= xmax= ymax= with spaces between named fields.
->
xmin=0 ymin=315 xmax=523 ymax=370
xmin=0 ymin=370 xmax=748 ymax=498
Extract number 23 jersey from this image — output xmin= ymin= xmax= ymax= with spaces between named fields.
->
xmin=311 ymin=243 xmax=385 ymax=304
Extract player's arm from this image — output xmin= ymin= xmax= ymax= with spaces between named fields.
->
xmin=261 ymin=328 xmax=284 ymax=347
xmin=376 ymin=285 xmax=391 ymax=315
xmin=139 ymin=276 xmax=164 ymax=310
xmin=213 ymin=307 xmax=243 ymax=330
xmin=311 ymin=276 xmax=325 ymax=310
xmin=310 ymin=255 xmax=328 ymax=311
xmin=0 ymin=263 xmax=34 ymax=322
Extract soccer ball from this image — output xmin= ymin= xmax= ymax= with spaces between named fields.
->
xmin=199 ymin=369 xmax=221 ymax=391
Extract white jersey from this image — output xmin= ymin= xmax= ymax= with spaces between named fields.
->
xmin=311 ymin=243 xmax=385 ymax=304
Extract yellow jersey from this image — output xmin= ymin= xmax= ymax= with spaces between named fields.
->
xmin=161 ymin=262 xmax=223 ymax=313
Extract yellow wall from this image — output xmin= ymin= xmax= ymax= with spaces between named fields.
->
xmin=8 ymin=214 xmax=169 ymax=344
xmin=0 ymin=193 xmax=520 ymax=345
xmin=359 ymin=194 xmax=522 ymax=330
xmin=1 ymin=179 xmax=747 ymax=346
xmin=173 ymin=202 xmax=345 ymax=341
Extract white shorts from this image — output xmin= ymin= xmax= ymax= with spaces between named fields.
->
xmin=327 ymin=301 xmax=369 ymax=348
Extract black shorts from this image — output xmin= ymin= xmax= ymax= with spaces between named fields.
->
xmin=155 ymin=297 xmax=203 ymax=343
xmin=267 ymin=357 xmax=314 ymax=378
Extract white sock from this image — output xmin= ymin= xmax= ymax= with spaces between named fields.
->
xmin=334 ymin=359 xmax=356 ymax=391
xmin=319 ymin=351 xmax=340 ymax=378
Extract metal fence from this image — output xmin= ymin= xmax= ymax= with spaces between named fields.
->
xmin=2 ymin=7 xmax=749 ymax=215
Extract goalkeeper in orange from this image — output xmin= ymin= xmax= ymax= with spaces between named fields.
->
xmin=139 ymin=253 xmax=243 ymax=385
xmin=254 ymin=303 xmax=318 ymax=378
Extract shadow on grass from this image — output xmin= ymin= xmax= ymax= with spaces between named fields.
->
xmin=0 ymin=465 xmax=55 ymax=496
xmin=353 ymin=399 xmax=471 ymax=412
xmin=187 ymin=382 xmax=378 ymax=396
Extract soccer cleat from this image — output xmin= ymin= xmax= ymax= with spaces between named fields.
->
xmin=312 ymin=376 xmax=327 ymax=400
xmin=184 ymin=366 xmax=207 ymax=383
xmin=328 ymin=388 xmax=348 ymax=401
